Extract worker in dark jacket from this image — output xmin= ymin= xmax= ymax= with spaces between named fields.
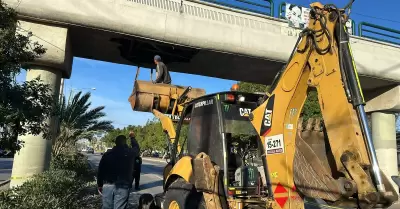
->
xmin=133 ymin=155 xmax=142 ymax=190
xmin=129 ymin=131 xmax=142 ymax=190
xmin=153 ymin=55 xmax=172 ymax=84
xmin=97 ymin=135 xmax=139 ymax=209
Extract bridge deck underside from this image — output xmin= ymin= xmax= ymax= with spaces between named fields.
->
xmin=8 ymin=0 xmax=400 ymax=95
xmin=71 ymin=27 xmax=397 ymax=94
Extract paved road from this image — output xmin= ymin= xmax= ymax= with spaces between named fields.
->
xmin=87 ymin=154 xmax=166 ymax=195
xmin=0 ymin=158 xmax=13 ymax=182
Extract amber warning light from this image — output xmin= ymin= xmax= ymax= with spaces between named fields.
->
xmin=231 ymin=84 xmax=239 ymax=91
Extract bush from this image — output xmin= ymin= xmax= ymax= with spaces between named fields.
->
xmin=50 ymin=150 xmax=95 ymax=181
xmin=0 ymin=150 xmax=99 ymax=209
xmin=0 ymin=170 xmax=87 ymax=209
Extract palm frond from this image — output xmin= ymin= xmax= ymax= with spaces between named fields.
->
xmin=53 ymin=91 xmax=113 ymax=151
xmin=87 ymin=120 xmax=114 ymax=132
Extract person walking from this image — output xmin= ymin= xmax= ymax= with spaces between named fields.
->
xmin=97 ymin=135 xmax=139 ymax=209
xmin=153 ymin=55 xmax=172 ymax=84
xmin=133 ymin=155 xmax=142 ymax=190
xmin=129 ymin=131 xmax=142 ymax=190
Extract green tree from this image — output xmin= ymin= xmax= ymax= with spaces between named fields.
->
xmin=52 ymin=91 xmax=114 ymax=157
xmin=302 ymin=90 xmax=322 ymax=120
xmin=236 ymin=81 xmax=270 ymax=93
xmin=236 ymin=82 xmax=321 ymax=120
xmin=101 ymin=129 xmax=121 ymax=148
xmin=0 ymin=2 xmax=55 ymax=153
xmin=140 ymin=118 xmax=166 ymax=153
xmin=100 ymin=117 xmax=189 ymax=156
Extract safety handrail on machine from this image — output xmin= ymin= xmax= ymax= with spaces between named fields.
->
xmin=201 ymin=0 xmax=274 ymax=16
xmin=359 ymin=22 xmax=400 ymax=45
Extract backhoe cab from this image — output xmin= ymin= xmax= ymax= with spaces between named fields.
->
xmin=157 ymin=90 xmax=272 ymax=209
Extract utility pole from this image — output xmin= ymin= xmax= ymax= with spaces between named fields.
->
xmin=59 ymin=78 xmax=64 ymax=102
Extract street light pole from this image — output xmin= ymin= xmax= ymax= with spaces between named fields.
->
xmin=59 ymin=78 xmax=64 ymax=102
xmin=59 ymin=78 xmax=64 ymax=101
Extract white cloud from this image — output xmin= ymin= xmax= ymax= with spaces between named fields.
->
xmin=90 ymin=94 xmax=155 ymax=129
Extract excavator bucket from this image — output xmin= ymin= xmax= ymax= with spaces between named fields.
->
xmin=128 ymin=80 xmax=206 ymax=114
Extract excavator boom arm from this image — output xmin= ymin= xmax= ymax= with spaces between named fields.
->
xmin=152 ymin=109 xmax=182 ymax=161
xmin=250 ymin=2 xmax=397 ymax=208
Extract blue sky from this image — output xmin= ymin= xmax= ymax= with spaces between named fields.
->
xmin=16 ymin=59 xmax=237 ymax=128
xmin=16 ymin=0 xmax=400 ymax=129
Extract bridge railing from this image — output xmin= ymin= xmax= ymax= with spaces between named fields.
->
xmin=278 ymin=2 xmax=356 ymax=35
xmin=278 ymin=2 xmax=286 ymax=19
xmin=359 ymin=22 xmax=400 ymax=45
xmin=201 ymin=0 xmax=274 ymax=16
xmin=199 ymin=0 xmax=398 ymax=46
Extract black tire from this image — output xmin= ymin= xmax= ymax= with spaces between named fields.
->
xmin=163 ymin=178 xmax=206 ymax=209
xmin=138 ymin=193 xmax=157 ymax=209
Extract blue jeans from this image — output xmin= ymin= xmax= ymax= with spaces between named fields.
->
xmin=102 ymin=184 xmax=131 ymax=209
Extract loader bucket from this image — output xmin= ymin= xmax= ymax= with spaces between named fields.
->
xmin=128 ymin=80 xmax=206 ymax=114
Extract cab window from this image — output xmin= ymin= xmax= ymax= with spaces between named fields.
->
xmin=186 ymin=97 xmax=224 ymax=167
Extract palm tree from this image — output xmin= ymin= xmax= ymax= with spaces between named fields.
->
xmin=52 ymin=91 xmax=114 ymax=157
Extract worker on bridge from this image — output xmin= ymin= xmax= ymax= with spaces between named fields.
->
xmin=153 ymin=55 xmax=172 ymax=84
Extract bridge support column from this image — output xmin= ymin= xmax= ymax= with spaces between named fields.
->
xmin=10 ymin=20 xmax=72 ymax=188
xmin=371 ymin=112 xmax=398 ymax=193
xmin=365 ymin=85 xmax=400 ymax=195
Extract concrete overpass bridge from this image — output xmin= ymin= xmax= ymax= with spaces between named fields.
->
xmin=5 ymin=0 xmax=400 ymax=192
xmin=4 ymin=0 xmax=400 ymax=92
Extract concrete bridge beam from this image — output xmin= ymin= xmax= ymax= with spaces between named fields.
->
xmin=10 ymin=20 xmax=71 ymax=188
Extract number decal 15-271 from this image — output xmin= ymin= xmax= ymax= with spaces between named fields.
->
xmin=265 ymin=134 xmax=284 ymax=155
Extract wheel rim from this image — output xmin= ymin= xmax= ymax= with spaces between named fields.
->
xmin=168 ymin=200 xmax=180 ymax=209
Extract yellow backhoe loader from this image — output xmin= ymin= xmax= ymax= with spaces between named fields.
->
xmin=128 ymin=1 xmax=400 ymax=208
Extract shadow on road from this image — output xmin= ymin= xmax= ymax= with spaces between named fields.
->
xmin=137 ymin=180 xmax=163 ymax=190
xmin=140 ymin=163 xmax=164 ymax=175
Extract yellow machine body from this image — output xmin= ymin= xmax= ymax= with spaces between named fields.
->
xmin=128 ymin=80 xmax=206 ymax=115
xmin=133 ymin=2 xmax=399 ymax=209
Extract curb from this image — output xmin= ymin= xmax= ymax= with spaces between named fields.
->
xmin=142 ymin=157 xmax=167 ymax=163
xmin=0 ymin=180 xmax=10 ymax=187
